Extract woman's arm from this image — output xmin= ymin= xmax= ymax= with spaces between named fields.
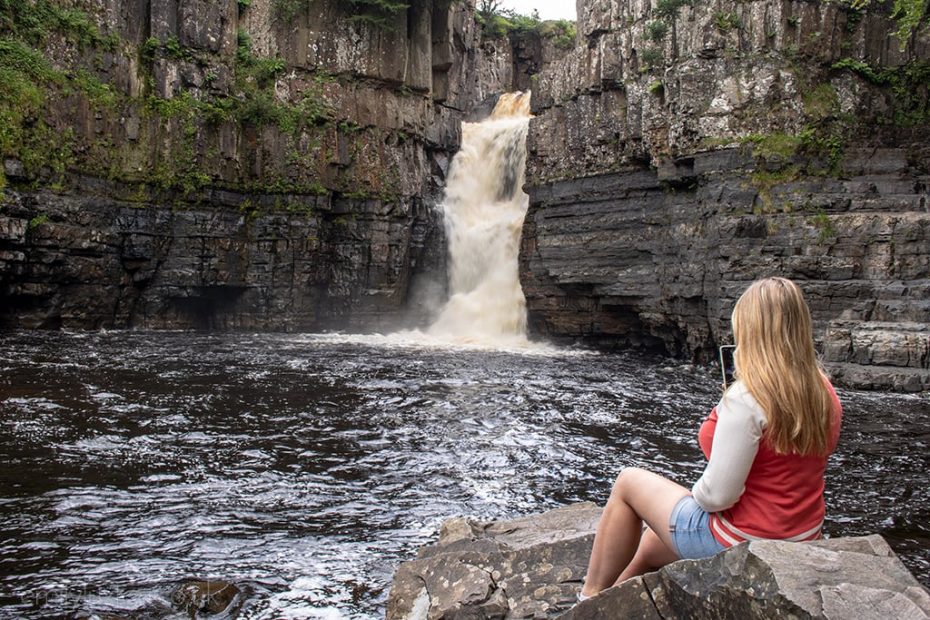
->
xmin=692 ymin=386 xmax=767 ymax=512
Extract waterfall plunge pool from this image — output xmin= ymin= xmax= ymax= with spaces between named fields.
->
xmin=0 ymin=331 xmax=927 ymax=618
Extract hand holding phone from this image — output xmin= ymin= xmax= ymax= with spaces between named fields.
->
xmin=719 ymin=345 xmax=736 ymax=389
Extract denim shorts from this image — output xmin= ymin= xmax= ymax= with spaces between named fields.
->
xmin=668 ymin=495 xmax=726 ymax=559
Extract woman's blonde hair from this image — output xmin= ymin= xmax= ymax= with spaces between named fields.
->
xmin=731 ymin=277 xmax=835 ymax=456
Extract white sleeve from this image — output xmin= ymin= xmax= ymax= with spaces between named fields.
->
xmin=691 ymin=385 xmax=766 ymax=513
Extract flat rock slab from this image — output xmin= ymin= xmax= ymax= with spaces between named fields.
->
xmin=387 ymin=503 xmax=602 ymax=619
xmin=389 ymin=503 xmax=930 ymax=620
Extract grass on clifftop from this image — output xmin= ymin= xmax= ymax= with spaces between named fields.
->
xmin=477 ymin=4 xmax=576 ymax=50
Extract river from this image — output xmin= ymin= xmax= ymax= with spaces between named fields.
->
xmin=0 ymin=331 xmax=927 ymax=618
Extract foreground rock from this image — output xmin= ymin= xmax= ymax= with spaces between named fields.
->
xmin=388 ymin=503 xmax=600 ymax=618
xmin=388 ymin=504 xmax=930 ymax=619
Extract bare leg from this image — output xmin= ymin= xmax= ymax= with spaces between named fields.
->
xmin=581 ymin=468 xmax=689 ymax=597
xmin=615 ymin=527 xmax=678 ymax=584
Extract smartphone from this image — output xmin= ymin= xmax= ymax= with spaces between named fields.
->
xmin=719 ymin=345 xmax=736 ymax=389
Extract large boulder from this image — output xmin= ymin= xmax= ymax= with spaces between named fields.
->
xmin=387 ymin=503 xmax=601 ymax=619
xmin=387 ymin=503 xmax=930 ymax=619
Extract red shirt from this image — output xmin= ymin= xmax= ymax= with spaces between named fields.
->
xmin=698 ymin=382 xmax=843 ymax=546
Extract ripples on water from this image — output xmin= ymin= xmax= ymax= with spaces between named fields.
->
xmin=0 ymin=332 xmax=927 ymax=618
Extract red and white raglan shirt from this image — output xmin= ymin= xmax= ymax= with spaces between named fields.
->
xmin=691 ymin=380 xmax=843 ymax=547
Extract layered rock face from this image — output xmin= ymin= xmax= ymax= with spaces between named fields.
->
xmin=0 ymin=187 xmax=443 ymax=330
xmin=0 ymin=0 xmax=556 ymax=330
xmin=522 ymin=0 xmax=930 ymax=390
xmin=387 ymin=504 xmax=930 ymax=619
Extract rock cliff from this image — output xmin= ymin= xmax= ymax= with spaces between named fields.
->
xmin=521 ymin=0 xmax=930 ymax=390
xmin=387 ymin=503 xmax=930 ymax=619
xmin=0 ymin=0 xmax=563 ymax=330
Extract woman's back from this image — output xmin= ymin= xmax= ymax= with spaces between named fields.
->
xmin=699 ymin=381 xmax=843 ymax=545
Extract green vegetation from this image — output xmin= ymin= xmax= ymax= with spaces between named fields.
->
xmin=27 ymin=213 xmax=48 ymax=229
xmin=830 ymin=0 xmax=927 ymax=48
xmin=140 ymin=36 xmax=159 ymax=64
xmin=645 ymin=20 xmax=668 ymax=42
xmin=889 ymin=0 xmax=927 ymax=45
xmin=808 ymin=209 xmax=837 ymax=242
xmin=640 ymin=47 xmax=664 ymax=71
xmin=740 ymin=127 xmax=845 ymax=173
xmin=743 ymin=133 xmax=803 ymax=162
xmin=0 ymin=0 xmax=118 ymax=50
xmin=638 ymin=0 xmax=693 ymax=70
xmin=713 ymin=11 xmax=740 ymax=33
xmin=654 ymin=0 xmax=694 ymax=20
xmin=648 ymin=79 xmax=664 ymax=95
xmin=0 ymin=0 xmax=344 ymax=198
xmin=72 ymin=68 xmax=117 ymax=108
xmin=538 ymin=19 xmax=576 ymax=50
xmin=164 ymin=35 xmax=187 ymax=60
xmin=749 ymin=166 xmax=800 ymax=213
xmin=475 ymin=4 xmax=576 ymax=49
xmin=802 ymin=83 xmax=839 ymax=121
xmin=345 ymin=0 xmax=409 ymax=29
xmin=832 ymin=57 xmax=930 ymax=125
xmin=233 ymin=30 xmax=332 ymax=132
xmin=0 ymin=36 xmax=75 ymax=188
xmin=274 ymin=0 xmax=408 ymax=28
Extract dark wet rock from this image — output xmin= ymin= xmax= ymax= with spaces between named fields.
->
xmin=171 ymin=579 xmax=242 ymax=616
xmin=0 ymin=189 xmax=445 ymax=332
xmin=388 ymin=504 xmax=930 ymax=620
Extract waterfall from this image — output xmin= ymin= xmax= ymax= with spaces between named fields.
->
xmin=427 ymin=92 xmax=533 ymax=345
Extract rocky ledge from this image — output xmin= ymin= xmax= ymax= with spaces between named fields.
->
xmin=387 ymin=503 xmax=930 ymax=619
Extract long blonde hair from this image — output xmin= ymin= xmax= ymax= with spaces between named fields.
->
xmin=731 ymin=277 xmax=835 ymax=456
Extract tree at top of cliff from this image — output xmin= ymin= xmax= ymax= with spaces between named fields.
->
xmin=273 ymin=0 xmax=410 ymax=28
xmin=835 ymin=0 xmax=927 ymax=49
xmin=345 ymin=0 xmax=410 ymax=29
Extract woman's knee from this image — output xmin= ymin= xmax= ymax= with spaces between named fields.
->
xmin=611 ymin=467 xmax=647 ymax=498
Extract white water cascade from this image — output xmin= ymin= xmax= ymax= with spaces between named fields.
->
xmin=426 ymin=91 xmax=533 ymax=346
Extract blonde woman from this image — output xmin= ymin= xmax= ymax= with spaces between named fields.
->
xmin=580 ymin=277 xmax=843 ymax=599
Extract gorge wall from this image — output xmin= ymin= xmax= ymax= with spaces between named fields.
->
xmin=0 ymin=0 xmax=558 ymax=330
xmin=2 ymin=0 xmax=927 ymax=391
xmin=521 ymin=0 xmax=930 ymax=390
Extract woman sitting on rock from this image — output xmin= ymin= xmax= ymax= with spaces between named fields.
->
xmin=580 ymin=277 xmax=843 ymax=599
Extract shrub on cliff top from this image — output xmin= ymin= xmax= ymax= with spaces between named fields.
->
xmin=273 ymin=0 xmax=409 ymax=29
xmin=654 ymin=0 xmax=694 ymax=20
xmin=0 ymin=0 xmax=116 ymax=50
xmin=345 ymin=0 xmax=409 ymax=29
xmin=831 ymin=0 xmax=927 ymax=49
xmin=645 ymin=20 xmax=668 ymax=42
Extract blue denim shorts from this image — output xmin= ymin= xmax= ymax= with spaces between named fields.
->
xmin=668 ymin=495 xmax=726 ymax=559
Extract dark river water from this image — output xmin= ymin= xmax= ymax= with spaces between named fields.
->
xmin=0 ymin=332 xmax=927 ymax=618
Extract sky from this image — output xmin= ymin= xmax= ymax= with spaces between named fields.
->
xmin=497 ymin=1 xmax=577 ymax=21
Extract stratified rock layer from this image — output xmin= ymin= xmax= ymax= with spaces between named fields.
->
xmin=521 ymin=0 xmax=930 ymax=390
xmin=0 ymin=186 xmax=442 ymax=330
xmin=521 ymin=148 xmax=930 ymax=391
xmin=387 ymin=504 xmax=930 ymax=619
